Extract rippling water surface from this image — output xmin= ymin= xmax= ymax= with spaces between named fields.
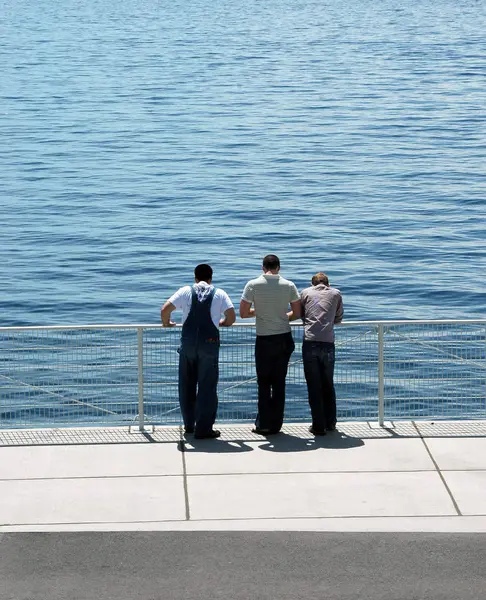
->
xmin=1 ymin=0 xmax=485 ymax=325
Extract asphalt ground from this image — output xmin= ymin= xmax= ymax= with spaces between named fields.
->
xmin=2 ymin=532 xmax=486 ymax=600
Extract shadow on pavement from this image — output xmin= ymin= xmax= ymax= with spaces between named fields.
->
xmin=257 ymin=431 xmax=365 ymax=452
xmin=180 ymin=429 xmax=364 ymax=453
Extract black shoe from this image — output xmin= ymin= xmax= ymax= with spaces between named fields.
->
xmin=326 ymin=425 xmax=336 ymax=432
xmin=184 ymin=427 xmax=195 ymax=434
xmin=252 ymin=427 xmax=280 ymax=436
xmin=309 ymin=426 xmax=326 ymax=436
xmin=194 ymin=430 xmax=221 ymax=439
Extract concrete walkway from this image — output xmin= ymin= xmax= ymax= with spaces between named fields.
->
xmin=1 ymin=421 xmax=486 ymax=533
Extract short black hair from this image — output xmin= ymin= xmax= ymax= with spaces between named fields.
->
xmin=262 ymin=254 xmax=280 ymax=270
xmin=194 ymin=263 xmax=213 ymax=282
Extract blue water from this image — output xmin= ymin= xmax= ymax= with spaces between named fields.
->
xmin=1 ymin=0 xmax=485 ymax=327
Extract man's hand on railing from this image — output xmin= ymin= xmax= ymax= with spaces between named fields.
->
xmin=239 ymin=299 xmax=255 ymax=319
xmin=162 ymin=320 xmax=177 ymax=328
xmin=219 ymin=307 xmax=236 ymax=327
xmin=161 ymin=301 xmax=177 ymax=327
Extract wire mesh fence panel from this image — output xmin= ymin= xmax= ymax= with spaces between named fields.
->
xmin=0 ymin=328 xmax=139 ymax=428
xmin=143 ymin=325 xmax=383 ymax=424
xmin=383 ymin=323 xmax=486 ymax=420
xmin=335 ymin=325 xmax=380 ymax=421
xmin=142 ymin=327 xmax=181 ymax=425
xmin=218 ymin=326 xmax=259 ymax=422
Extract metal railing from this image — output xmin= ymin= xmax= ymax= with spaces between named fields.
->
xmin=0 ymin=320 xmax=485 ymax=429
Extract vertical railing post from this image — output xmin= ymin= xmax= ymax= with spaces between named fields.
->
xmin=137 ymin=327 xmax=144 ymax=431
xmin=378 ymin=324 xmax=385 ymax=426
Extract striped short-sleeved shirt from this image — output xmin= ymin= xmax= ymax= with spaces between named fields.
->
xmin=241 ymin=274 xmax=300 ymax=336
xmin=301 ymin=284 xmax=343 ymax=343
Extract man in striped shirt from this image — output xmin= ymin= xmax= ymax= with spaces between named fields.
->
xmin=240 ymin=255 xmax=301 ymax=435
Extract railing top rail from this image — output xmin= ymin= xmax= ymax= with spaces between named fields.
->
xmin=337 ymin=319 xmax=486 ymax=326
xmin=0 ymin=319 xmax=485 ymax=332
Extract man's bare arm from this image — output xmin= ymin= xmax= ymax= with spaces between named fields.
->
xmin=287 ymin=300 xmax=301 ymax=321
xmin=239 ymin=299 xmax=255 ymax=319
xmin=161 ymin=301 xmax=177 ymax=327
xmin=220 ymin=307 xmax=236 ymax=327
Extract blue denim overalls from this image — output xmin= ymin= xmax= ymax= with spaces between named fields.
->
xmin=178 ymin=286 xmax=220 ymax=435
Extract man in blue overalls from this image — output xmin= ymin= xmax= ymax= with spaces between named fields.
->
xmin=161 ymin=264 xmax=236 ymax=439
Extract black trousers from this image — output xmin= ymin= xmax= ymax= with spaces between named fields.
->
xmin=302 ymin=340 xmax=336 ymax=432
xmin=254 ymin=332 xmax=295 ymax=432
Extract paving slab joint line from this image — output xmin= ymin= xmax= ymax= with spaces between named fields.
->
xmin=178 ymin=427 xmax=191 ymax=521
xmin=412 ymin=421 xmax=462 ymax=516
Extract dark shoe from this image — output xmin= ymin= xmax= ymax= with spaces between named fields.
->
xmin=252 ymin=427 xmax=280 ymax=436
xmin=309 ymin=426 xmax=326 ymax=436
xmin=194 ymin=430 xmax=221 ymax=439
xmin=326 ymin=424 xmax=336 ymax=432
xmin=184 ymin=427 xmax=195 ymax=434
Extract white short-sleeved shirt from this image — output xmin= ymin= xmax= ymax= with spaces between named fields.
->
xmin=167 ymin=282 xmax=234 ymax=328
xmin=241 ymin=274 xmax=300 ymax=336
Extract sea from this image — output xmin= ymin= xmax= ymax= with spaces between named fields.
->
xmin=1 ymin=0 xmax=485 ymax=328
xmin=1 ymin=0 xmax=486 ymax=427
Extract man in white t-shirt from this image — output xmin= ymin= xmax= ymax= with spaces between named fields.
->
xmin=240 ymin=255 xmax=301 ymax=435
xmin=161 ymin=264 xmax=235 ymax=439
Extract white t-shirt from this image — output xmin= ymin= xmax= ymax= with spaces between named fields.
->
xmin=167 ymin=282 xmax=234 ymax=328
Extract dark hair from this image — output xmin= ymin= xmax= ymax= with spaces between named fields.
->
xmin=194 ymin=263 xmax=213 ymax=282
xmin=262 ymin=254 xmax=280 ymax=271
xmin=312 ymin=272 xmax=329 ymax=286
